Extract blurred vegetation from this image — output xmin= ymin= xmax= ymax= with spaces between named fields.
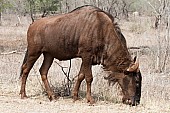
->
xmin=0 ymin=0 xmax=13 ymax=25
xmin=0 ymin=0 xmax=168 ymax=21
xmin=27 ymin=0 xmax=60 ymax=14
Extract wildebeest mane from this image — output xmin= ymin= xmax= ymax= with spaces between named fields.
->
xmin=70 ymin=5 xmax=116 ymax=25
xmin=70 ymin=5 xmax=102 ymax=13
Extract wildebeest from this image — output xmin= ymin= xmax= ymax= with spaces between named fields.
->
xmin=20 ymin=5 xmax=141 ymax=106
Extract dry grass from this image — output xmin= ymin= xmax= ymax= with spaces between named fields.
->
xmin=0 ymin=26 xmax=27 ymax=53
xmin=0 ymin=14 xmax=170 ymax=112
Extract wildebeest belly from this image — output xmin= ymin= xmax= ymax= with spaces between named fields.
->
xmin=41 ymin=36 xmax=79 ymax=60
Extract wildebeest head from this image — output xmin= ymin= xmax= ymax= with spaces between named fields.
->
xmin=104 ymin=57 xmax=142 ymax=106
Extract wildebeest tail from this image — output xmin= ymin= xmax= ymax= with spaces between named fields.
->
xmin=20 ymin=49 xmax=28 ymax=78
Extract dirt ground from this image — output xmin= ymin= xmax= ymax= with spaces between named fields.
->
xmin=0 ymin=71 xmax=169 ymax=113
xmin=0 ymin=93 xmax=169 ymax=113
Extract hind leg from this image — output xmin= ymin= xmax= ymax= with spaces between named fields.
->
xmin=39 ymin=53 xmax=55 ymax=101
xmin=20 ymin=52 xmax=41 ymax=99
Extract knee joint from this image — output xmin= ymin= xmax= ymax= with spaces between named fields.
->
xmin=41 ymin=75 xmax=47 ymax=81
xmin=85 ymin=76 xmax=93 ymax=83
xmin=77 ymin=73 xmax=85 ymax=82
xmin=39 ymin=68 xmax=48 ymax=75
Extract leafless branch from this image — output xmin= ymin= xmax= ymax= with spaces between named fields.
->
xmin=0 ymin=50 xmax=25 ymax=55
xmin=54 ymin=60 xmax=71 ymax=82
xmin=54 ymin=60 xmax=72 ymax=95
xmin=144 ymin=0 xmax=159 ymax=15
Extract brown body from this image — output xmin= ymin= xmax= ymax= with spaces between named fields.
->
xmin=20 ymin=5 xmax=141 ymax=105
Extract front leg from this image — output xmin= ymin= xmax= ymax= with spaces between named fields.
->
xmin=73 ymin=73 xmax=85 ymax=101
xmin=82 ymin=56 xmax=94 ymax=104
xmin=85 ymin=69 xmax=95 ymax=104
xmin=73 ymin=56 xmax=95 ymax=104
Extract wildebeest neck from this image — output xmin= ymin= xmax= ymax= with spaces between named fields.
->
xmin=102 ymin=25 xmax=132 ymax=72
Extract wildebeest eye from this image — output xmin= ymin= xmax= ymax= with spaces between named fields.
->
xmin=124 ymin=70 xmax=131 ymax=75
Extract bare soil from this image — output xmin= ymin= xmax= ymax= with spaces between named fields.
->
xmin=0 ymin=94 xmax=164 ymax=113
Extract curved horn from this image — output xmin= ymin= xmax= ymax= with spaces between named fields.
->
xmin=127 ymin=58 xmax=139 ymax=72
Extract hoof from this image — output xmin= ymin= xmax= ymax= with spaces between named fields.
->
xmin=20 ymin=93 xmax=28 ymax=99
xmin=73 ymin=96 xmax=79 ymax=102
xmin=48 ymin=95 xmax=56 ymax=101
xmin=87 ymin=97 xmax=95 ymax=105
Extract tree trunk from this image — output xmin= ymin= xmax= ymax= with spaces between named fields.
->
xmin=161 ymin=15 xmax=170 ymax=72
xmin=156 ymin=30 xmax=162 ymax=73
xmin=0 ymin=12 xmax=1 ymax=26
xmin=28 ymin=0 xmax=35 ymax=23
